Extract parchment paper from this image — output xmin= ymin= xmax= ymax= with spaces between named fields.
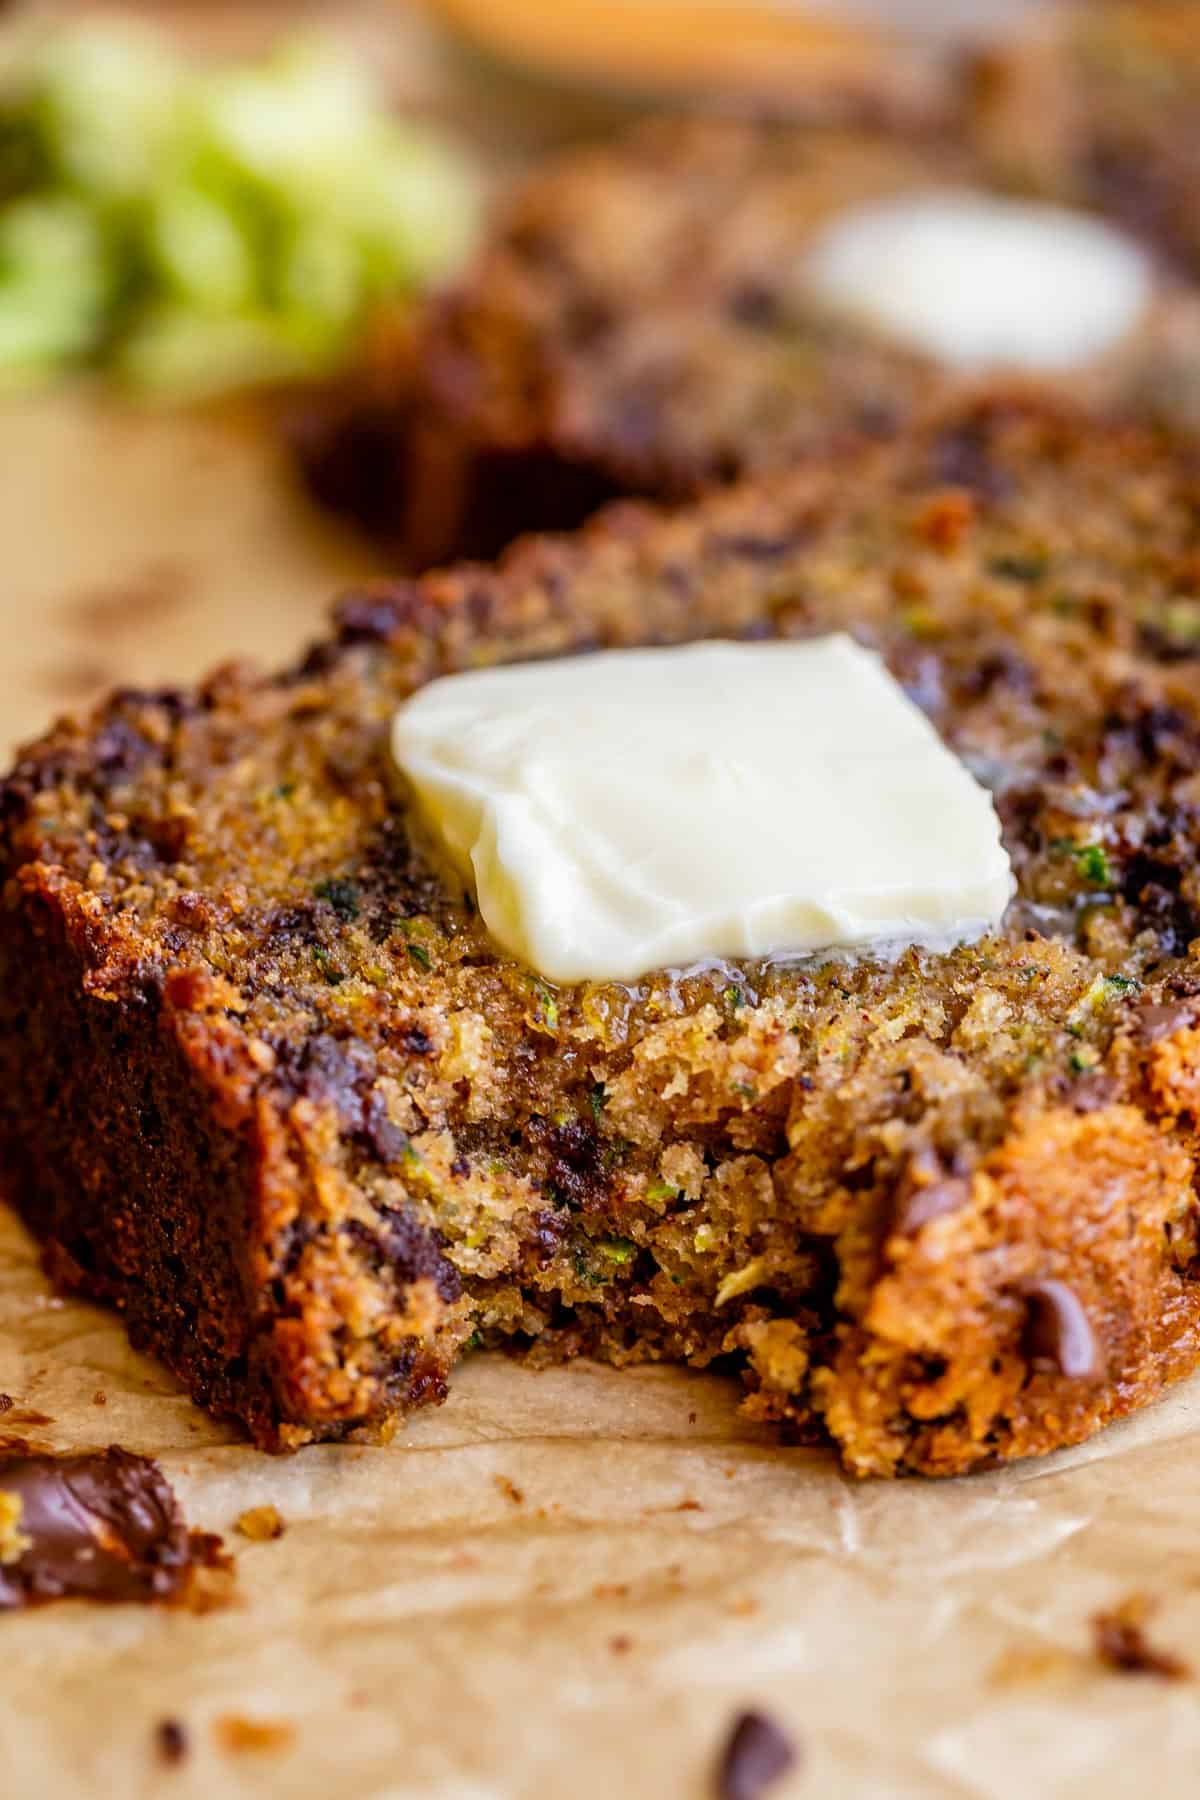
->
xmin=8 ymin=1196 xmax=1200 ymax=1800
xmin=6 ymin=4 xmax=1200 ymax=1795
xmin=9 ymin=398 xmax=1200 ymax=1800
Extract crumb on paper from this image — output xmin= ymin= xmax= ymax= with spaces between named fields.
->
xmin=663 ymin=1498 xmax=703 ymax=1514
xmin=716 ymin=1709 xmax=799 ymax=1800
xmin=38 ymin=659 xmax=118 ymax=703
xmin=989 ymin=1643 xmax=1080 ymax=1687
xmin=92 ymin=1391 xmax=107 ymax=1407
xmin=1092 ymin=1595 xmax=1191 ymax=1680
xmin=236 ymin=1504 xmax=286 ymax=1542
xmin=214 ymin=1716 xmax=296 ymax=1755
xmin=609 ymin=1634 xmax=633 ymax=1655
xmin=494 ymin=1475 xmax=524 ymax=1505
xmin=177 ymin=1533 xmax=238 ymax=1615
xmin=155 ymin=1719 xmax=189 ymax=1766
xmin=63 ymin=562 xmax=194 ymax=636
xmin=0 ymin=1491 xmax=31 ymax=1566
xmin=687 ymin=1410 xmax=698 ymax=1425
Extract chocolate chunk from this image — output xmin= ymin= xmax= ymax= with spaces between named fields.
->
xmin=1023 ymin=1281 xmax=1104 ymax=1381
xmin=333 ymin=588 xmax=409 ymax=645
xmin=716 ymin=1710 xmax=798 ymax=1800
xmin=1069 ymin=1073 xmax=1121 ymax=1114
xmin=0 ymin=1448 xmax=202 ymax=1609
xmin=1138 ymin=1000 xmax=1198 ymax=1044
xmin=892 ymin=1151 xmax=970 ymax=1236
xmin=1093 ymin=1596 xmax=1190 ymax=1681
xmin=156 ymin=1719 xmax=190 ymax=1765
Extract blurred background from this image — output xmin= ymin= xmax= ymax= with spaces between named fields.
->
xmin=0 ymin=0 xmax=1050 ymax=752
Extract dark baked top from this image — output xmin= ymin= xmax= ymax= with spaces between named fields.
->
xmin=8 ymin=395 xmax=1200 ymax=1471
xmin=417 ymin=113 xmax=1200 ymax=511
xmin=418 ymin=120 xmax=965 ymax=499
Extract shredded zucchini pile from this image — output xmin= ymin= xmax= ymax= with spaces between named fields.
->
xmin=0 ymin=23 xmax=478 ymax=395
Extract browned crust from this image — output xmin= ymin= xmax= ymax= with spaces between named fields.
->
xmin=1 ymin=866 xmax=461 ymax=1449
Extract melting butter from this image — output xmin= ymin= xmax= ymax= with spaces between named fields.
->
xmin=806 ymin=189 xmax=1153 ymax=371
xmin=390 ymin=636 xmax=1015 ymax=984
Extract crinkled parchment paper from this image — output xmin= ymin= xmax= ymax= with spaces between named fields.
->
xmin=7 ymin=1203 xmax=1200 ymax=1800
xmin=5 ymin=7 xmax=1200 ymax=1793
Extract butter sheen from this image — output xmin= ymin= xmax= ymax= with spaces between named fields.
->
xmin=391 ymin=636 xmax=1015 ymax=984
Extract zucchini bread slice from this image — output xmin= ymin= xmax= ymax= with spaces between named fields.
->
xmin=7 ymin=394 xmax=1200 ymax=1477
xmin=297 ymin=115 xmax=1200 ymax=568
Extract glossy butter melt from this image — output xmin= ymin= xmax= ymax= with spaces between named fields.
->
xmin=391 ymin=636 xmax=1015 ymax=984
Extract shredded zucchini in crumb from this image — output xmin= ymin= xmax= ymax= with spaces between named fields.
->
xmin=0 ymin=22 xmax=479 ymax=394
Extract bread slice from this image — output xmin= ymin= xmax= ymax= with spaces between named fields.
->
xmin=297 ymin=116 xmax=1200 ymax=568
xmin=6 ymin=394 xmax=1200 ymax=1476
xmin=973 ymin=1 xmax=1200 ymax=277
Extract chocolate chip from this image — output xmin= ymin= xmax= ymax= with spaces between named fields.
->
xmin=892 ymin=1151 xmax=970 ymax=1236
xmin=726 ymin=281 xmax=782 ymax=329
xmin=1138 ymin=1000 xmax=1198 ymax=1044
xmin=0 ymin=1448 xmax=206 ymax=1609
xmin=1023 ymin=1281 xmax=1104 ymax=1381
xmin=333 ymin=588 xmax=409 ymax=645
xmin=1069 ymin=1073 xmax=1121 ymax=1114
xmin=156 ymin=1719 xmax=190 ymax=1765
xmin=716 ymin=1710 xmax=798 ymax=1800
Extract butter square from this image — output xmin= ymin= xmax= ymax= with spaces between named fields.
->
xmin=391 ymin=635 xmax=1014 ymax=983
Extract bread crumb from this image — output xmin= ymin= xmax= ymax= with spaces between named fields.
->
xmin=1092 ymin=1595 xmax=1190 ymax=1680
xmin=989 ymin=1643 xmax=1079 ymax=1687
xmin=235 ymin=1504 xmax=285 ymax=1542
xmin=215 ymin=1716 xmax=295 ymax=1755
xmin=155 ymin=1719 xmax=189 ymax=1765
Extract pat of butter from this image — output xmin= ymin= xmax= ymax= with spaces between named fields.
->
xmin=391 ymin=636 xmax=1014 ymax=985
xmin=806 ymin=189 xmax=1153 ymax=371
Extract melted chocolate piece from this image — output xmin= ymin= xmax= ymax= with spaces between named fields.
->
xmin=892 ymin=1151 xmax=971 ymax=1237
xmin=716 ymin=1710 xmax=798 ymax=1800
xmin=0 ymin=1448 xmax=199 ymax=1609
xmin=1023 ymin=1281 xmax=1104 ymax=1381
